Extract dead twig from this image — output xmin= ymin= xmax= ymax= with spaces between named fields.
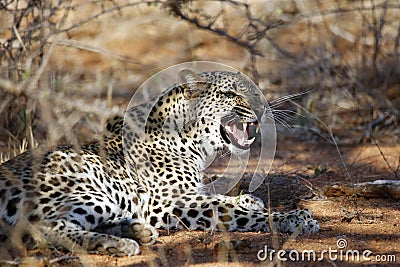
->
xmin=48 ymin=255 xmax=80 ymax=265
xmin=50 ymin=39 xmax=154 ymax=67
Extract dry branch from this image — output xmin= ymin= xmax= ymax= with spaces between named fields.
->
xmin=324 ymin=180 xmax=400 ymax=200
xmin=165 ymin=0 xmax=286 ymax=58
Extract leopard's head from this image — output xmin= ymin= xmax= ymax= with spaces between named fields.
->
xmin=178 ymin=69 xmax=265 ymax=164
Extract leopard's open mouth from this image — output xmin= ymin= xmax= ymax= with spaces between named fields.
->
xmin=220 ymin=121 xmax=259 ymax=149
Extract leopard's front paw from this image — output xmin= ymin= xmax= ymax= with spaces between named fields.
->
xmin=93 ymin=237 xmax=140 ymax=256
xmin=271 ymin=209 xmax=320 ymax=234
xmin=122 ymin=219 xmax=159 ymax=245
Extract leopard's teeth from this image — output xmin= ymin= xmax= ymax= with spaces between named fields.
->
xmin=225 ymin=125 xmax=233 ymax=134
xmin=224 ymin=122 xmax=255 ymax=147
xmin=238 ymin=137 xmax=255 ymax=146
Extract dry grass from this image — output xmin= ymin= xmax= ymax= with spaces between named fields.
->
xmin=0 ymin=0 xmax=399 ymax=266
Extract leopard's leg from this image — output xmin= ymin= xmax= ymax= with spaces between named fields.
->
xmin=222 ymin=194 xmax=265 ymax=210
xmin=149 ymin=193 xmax=319 ymax=234
xmin=94 ymin=217 xmax=158 ymax=246
xmin=40 ymin=220 xmax=140 ymax=256
xmin=219 ymin=195 xmax=319 ymax=233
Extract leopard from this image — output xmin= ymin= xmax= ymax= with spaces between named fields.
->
xmin=0 ymin=69 xmax=319 ymax=256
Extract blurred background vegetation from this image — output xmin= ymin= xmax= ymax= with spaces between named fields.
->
xmin=0 ymin=0 xmax=399 ymax=169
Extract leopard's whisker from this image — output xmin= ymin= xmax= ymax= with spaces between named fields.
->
xmin=273 ymin=116 xmax=294 ymax=131
xmin=272 ymin=110 xmax=297 ymax=121
xmin=269 ymin=87 xmax=316 ymax=108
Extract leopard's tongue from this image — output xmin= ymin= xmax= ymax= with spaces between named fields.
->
xmin=225 ymin=122 xmax=255 ymax=147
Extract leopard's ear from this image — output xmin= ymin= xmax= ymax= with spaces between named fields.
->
xmin=178 ymin=69 xmax=207 ymax=99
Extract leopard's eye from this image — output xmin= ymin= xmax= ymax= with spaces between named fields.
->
xmin=222 ymin=91 xmax=238 ymax=98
